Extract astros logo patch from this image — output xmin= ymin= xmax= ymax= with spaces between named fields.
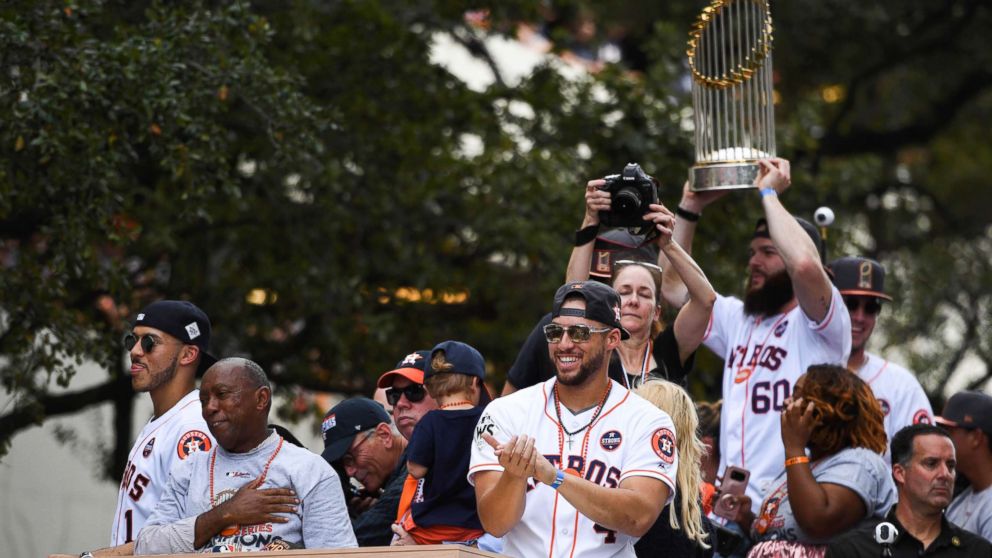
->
xmin=401 ymin=353 xmax=422 ymax=366
xmin=913 ymin=409 xmax=931 ymax=424
xmin=877 ymin=399 xmax=891 ymax=416
xmin=651 ymin=428 xmax=676 ymax=464
xmin=143 ymin=437 xmax=156 ymax=458
xmin=600 ymin=430 xmax=622 ymax=451
xmin=176 ymin=430 xmax=211 ymax=459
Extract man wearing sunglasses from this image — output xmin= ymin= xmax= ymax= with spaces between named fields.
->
xmin=830 ymin=256 xmax=933 ymax=463
xmin=471 ymin=281 xmax=678 ymax=558
xmin=376 ymin=350 xmax=438 ymax=442
xmin=320 ymin=396 xmax=411 ymax=547
xmin=108 ymin=300 xmax=218 ymax=551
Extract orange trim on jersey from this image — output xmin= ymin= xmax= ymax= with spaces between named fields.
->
xmin=568 ymin=505 xmax=581 ymax=558
xmin=541 ymin=381 xmax=559 ymax=426
xmin=741 ymin=374 xmax=750 ymax=468
xmin=864 ymin=360 xmax=889 ymax=385
xmin=468 ymin=462 xmax=501 ymax=473
xmin=702 ymin=312 xmax=715 ymax=341
xmin=592 ymin=387 xmax=631 ymax=425
xmin=812 ymin=295 xmax=837 ymax=331
xmin=547 ymin=491 xmax=561 ymax=558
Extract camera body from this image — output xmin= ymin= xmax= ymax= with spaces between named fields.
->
xmin=713 ymin=466 xmax=750 ymax=520
xmin=598 ymin=163 xmax=659 ymax=229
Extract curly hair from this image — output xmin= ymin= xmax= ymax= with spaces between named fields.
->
xmin=635 ymin=380 xmax=710 ymax=548
xmin=800 ymin=364 xmax=887 ymax=455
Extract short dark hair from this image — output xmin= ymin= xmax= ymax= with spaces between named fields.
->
xmin=890 ymin=424 xmax=950 ymax=468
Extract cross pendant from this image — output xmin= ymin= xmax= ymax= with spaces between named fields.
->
xmin=566 ymin=435 xmax=574 ymax=450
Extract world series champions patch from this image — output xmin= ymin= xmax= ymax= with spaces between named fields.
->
xmin=177 ymin=430 xmax=212 ymax=459
xmin=651 ymin=428 xmax=676 ymax=464
xmin=143 ymin=437 xmax=156 ymax=458
xmin=600 ymin=430 xmax=622 ymax=451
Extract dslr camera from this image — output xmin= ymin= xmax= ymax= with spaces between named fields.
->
xmin=598 ymin=163 xmax=659 ymax=231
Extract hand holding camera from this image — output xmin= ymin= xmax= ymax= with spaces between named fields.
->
xmin=596 ymin=163 xmax=661 ymax=236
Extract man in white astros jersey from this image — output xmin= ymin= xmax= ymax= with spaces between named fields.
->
xmin=470 ymin=280 xmax=678 ymax=558
xmin=104 ymin=300 xmax=218 ymax=554
xmin=829 ymin=256 xmax=933 ymax=463
xmin=678 ymin=159 xmax=852 ymax=529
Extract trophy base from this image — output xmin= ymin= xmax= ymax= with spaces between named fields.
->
xmin=690 ymin=162 xmax=760 ymax=191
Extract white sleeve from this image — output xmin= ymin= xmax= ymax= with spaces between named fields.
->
xmin=301 ymin=458 xmax=358 ymax=549
xmin=804 ymin=286 xmax=852 ymax=363
xmin=467 ymin=399 xmax=514 ymax=485
xmin=618 ymin=406 xmax=679 ymax=505
xmin=895 ymin=377 xmax=934 ymax=428
xmin=702 ymin=294 xmax=740 ymax=360
xmin=135 ymin=460 xmax=195 ymax=554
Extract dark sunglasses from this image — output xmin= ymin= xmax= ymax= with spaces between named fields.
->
xmin=122 ymin=332 xmax=168 ymax=353
xmin=843 ymin=297 xmax=882 ymax=316
xmin=385 ymin=384 xmax=427 ymax=406
xmin=543 ymin=323 xmax=612 ymax=344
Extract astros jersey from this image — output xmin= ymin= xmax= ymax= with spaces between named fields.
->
xmin=469 ymin=379 xmax=678 ymax=558
xmin=702 ymin=288 xmax=851 ymax=513
xmin=111 ymin=390 xmax=213 ymax=545
xmin=856 ymin=352 xmax=933 ymax=465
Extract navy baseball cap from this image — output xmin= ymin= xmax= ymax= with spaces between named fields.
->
xmin=936 ymin=391 xmax=992 ymax=437
xmin=754 ymin=216 xmax=826 ymax=265
xmin=320 ymin=397 xmax=391 ymax=464
xmin=552 ymin=281 xmax=630 ymax=340
xmin=829 ymin=256 xmax=893 ymax=301
xmin=134 ymin=300 xmax=216 ymax=374
xmin=427 ymin=340 xmax=493 ymax=405
xmin=376 ymin=350 xmax=430 ymax=389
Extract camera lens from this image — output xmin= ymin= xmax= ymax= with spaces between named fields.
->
xmin=613 ymin=187 xmax=642 ymax=216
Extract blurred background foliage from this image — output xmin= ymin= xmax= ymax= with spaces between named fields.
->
xmin=1 ymin=0 xmax=990 ymax=479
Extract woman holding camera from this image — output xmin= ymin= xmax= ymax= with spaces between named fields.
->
xmin=725 ymin=364 xmax=895 ymax=558
xmin=563 ymin=176 xmax=716 ymax=389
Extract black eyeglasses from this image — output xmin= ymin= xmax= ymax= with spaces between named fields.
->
xmin=843 ymin=297 xmax=882 ymax=316
xmin=543 ymin=323 xmax=612 ymax=344
xmin=123 ymin=332 xmax=169 ymax=353
xmin=385 ymin=384 xmax=427 ymax=406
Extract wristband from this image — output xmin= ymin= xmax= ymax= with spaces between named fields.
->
xmin=785 ymin=456 xmax=810 ymax=467
xmin=675 ymin=206 xmax=701 ymax=222
xmin=760 ymin=187 xmax=777 ymax=198
xmin=549 ymin=469 xmax=566 ymax=490
xmin=574 ymin=223 xmax=600 ymax=246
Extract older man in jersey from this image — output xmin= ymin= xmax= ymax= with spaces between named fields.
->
xmin=135 ymin=358 xmax=357 ymax=553
xmin=829 ymin=256 xmax=933 ymax=461
xmin=673 ymin=159 xmax=852 ymax=544
xmin=470 ymin=281 xmax=678 ymax=558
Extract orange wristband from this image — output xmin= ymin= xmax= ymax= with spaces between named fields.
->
xmin=785 ymin=456 xmax=810 ymax=467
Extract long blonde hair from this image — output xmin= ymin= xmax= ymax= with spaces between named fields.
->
xmin=634 ymin=379 xmax=710 ymax=548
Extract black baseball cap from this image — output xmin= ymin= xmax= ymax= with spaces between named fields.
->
xmin=134 ymin=300 xmax=216 ymax=374
xmin=754 ymin=216 xmax=826 ymax=265
xmin=427 ymin=340 xmax=493 ymax=406
xmin=320 ymin=397 xmax=391 ymax=464
xmin=590 ymin=229 xmax=658 ymax=280
xmin=936 ymin=391 xmax=992 ymax=437
xmin=376 ymin=350 xmax=430 ymax=389
xmin=828 ymin=256 xmax=893 ymax=301
xmin=552 ymin=281 xmax=630 ymax=340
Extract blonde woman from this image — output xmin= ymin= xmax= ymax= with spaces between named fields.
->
xmin=635 ymin=379 xmax=712 ymax=557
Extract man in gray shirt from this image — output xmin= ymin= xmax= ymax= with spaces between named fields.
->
xmin=135 ymin=358 xmax=357 ymax=553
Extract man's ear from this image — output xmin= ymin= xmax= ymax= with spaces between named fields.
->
xmin=256 ymin=385 xmax=271 ymax=411
xmin=606 ymin=329 xmax=622 ymax=350
xmin=180 ymin=345 xmax=200 ymax=368
xmin=376 ymin=422 xmax=393 ymax=448
xmin=892 ymin=463 xmax=906 ymax=486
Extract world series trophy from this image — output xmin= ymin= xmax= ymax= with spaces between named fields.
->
xmin=687 ymin=0 xmax=776 ymax=190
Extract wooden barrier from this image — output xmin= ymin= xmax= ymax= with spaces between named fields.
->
xmin=50 ymin=545 xmax=505 ymax=558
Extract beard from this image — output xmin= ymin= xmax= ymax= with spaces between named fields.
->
xmin=743 ymin=269 xmax=795 ymax=317
xmin=556 ymin=344 xmax=608 ymax=387
xmin=138 ymin=353 xmax=180 ymax=393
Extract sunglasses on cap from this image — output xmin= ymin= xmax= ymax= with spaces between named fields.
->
xmin=543 ymin=323 xmax=612 ymax=344
xmin=123 ymin=332 xmax=172 ymax=353
xmin=843 ymin=297 xmax=882 ymax=316
xmin=385 ymin=384 xmax=427 ymax=406
xmin=614 ymin=259 xmax=663 ymax=275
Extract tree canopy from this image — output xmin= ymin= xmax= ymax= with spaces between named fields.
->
xmin=2 ymin=0 xmax=990 ymax=479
